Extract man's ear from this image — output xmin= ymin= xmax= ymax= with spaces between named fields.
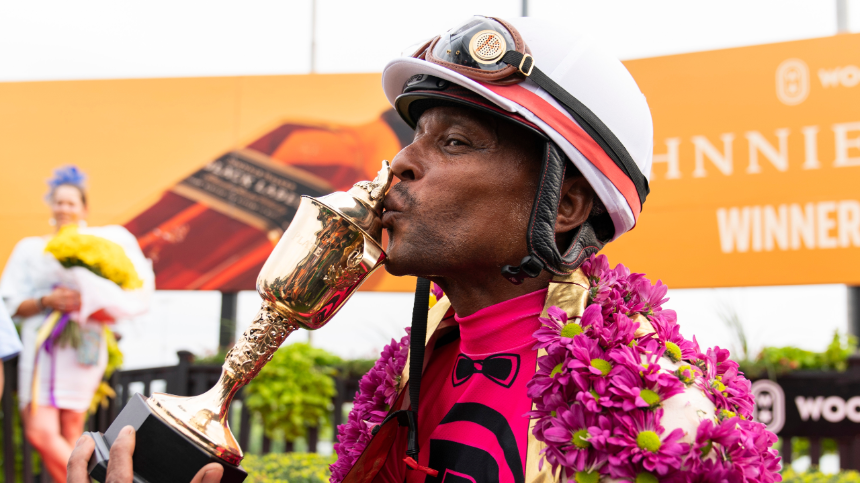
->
xmin=555 ymin=175 xmax=595 ymax=234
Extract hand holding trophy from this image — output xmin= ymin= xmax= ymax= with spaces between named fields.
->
xmin=85 ymin=161 xmax=394 ymax=483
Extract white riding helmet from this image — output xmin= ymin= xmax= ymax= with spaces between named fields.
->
xmin=382 ymin=16 xmax=654 ymax=282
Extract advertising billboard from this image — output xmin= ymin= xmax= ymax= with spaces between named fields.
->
xmin=1 ymin=33 xmax=858 ymax=290
xmin=609 ymin=32 xmax=860 ymax=287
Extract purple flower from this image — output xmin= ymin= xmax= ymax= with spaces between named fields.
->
xmin=526 ymin=345 xmax=574 ymax=399
xmin=430 ymin=282 xmax=444 ymax=301
xmin=610 ymin=372 xmax=684 ymax=413
xmin=598 ymin=312 xmax=638 ymax=349
xmin=693 ymin=418 xmax=740 ymax=459
xmin=651 ymin=310 xmax=698 ymax=363
xmin=674 ymin=363 xmax=703 ymax=387
xmin=541 ymin=403 xmax=607 ymax=477
xmin=573 ymin=373 xmax=615 ymax=413
xmin=568 ymin=334 xmax=615 ymax=379
xmin=331 ymin=330 xmax=410 ymax=483
xmin=581 ymin=254 xmax=612 ymax=283
xmin=528 ymin=390 xmax=574 ymax=438
xmin=532 ymin=305 xmax=582 ymax=352
xmin=607 ymin=409 xmax=688 ymax=477
xmin=687 ymin=418 xmax=782 ymax=483
xmin=698 ymin=346 xmax=755 ymax=418
xmin=633 ymin=277 xmax=669 ymax=315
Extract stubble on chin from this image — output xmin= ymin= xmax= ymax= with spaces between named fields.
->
xmin=383 ymin=183 xmax=468 ymax=278
xmin=386 ymin=211 xmax=472 ymax=279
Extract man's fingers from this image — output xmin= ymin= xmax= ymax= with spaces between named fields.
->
xmin=67 ymin=434 xmax=95 ymax=483
xmin=191 ymin=462 xmax=224 ymax=483
xmin=106 ymin=426 xmax=136 ymax=483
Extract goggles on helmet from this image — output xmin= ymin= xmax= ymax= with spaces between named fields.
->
xmin=408 ymin=15 xmax=650 ymax=208
xmin=411 ymin=16 xmax=531 ymax=85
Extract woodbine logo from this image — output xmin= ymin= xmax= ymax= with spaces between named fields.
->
xmin=775 ymin=58 xmax=860 ymax=106
xmin=776 ymin=58 xmax=809 ymax=106
xmin=796 ymin=395 xmax=860 ymax=423
xmin=818 ymin=64 xmax=860 ymax=89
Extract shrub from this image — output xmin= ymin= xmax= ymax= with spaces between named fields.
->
xmin=243 ymin=453 xmax=335 ymax=483
xmin=737 ymin=331 xmax=856 ymax=380
xmin=244 ymin=343 xmax=342 ymax=440
xmin=782 ymin=468 xmax=860 ymax=482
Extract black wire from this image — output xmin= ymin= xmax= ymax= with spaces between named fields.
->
xmin=406 ymin=277 xmax=431 ymax=458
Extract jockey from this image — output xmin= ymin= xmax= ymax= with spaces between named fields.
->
xmin=328 ymin=16 xmax=779 ymax=483
xmin=68 ymin=15 xmax=779 ymax=483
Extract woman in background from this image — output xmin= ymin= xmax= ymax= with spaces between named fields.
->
xmin=0 ymin=167 xmax=153 ymax=482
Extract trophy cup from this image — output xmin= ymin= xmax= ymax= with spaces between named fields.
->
xmin=86 ymin=161 xmax=394 ymax=483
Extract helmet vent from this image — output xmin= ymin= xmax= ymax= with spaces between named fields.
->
xmin=469 ymin=30 xmax=506 ymax=64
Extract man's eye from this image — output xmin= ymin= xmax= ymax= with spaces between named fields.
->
xmin=447 ymin=138 xmax=466 ymax=146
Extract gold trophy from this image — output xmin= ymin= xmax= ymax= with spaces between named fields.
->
xmin=86 ymin=161 xmax=394 ymax=483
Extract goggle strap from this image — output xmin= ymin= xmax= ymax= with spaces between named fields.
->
xmin=500 ymin=51 xmax=650 ymax=208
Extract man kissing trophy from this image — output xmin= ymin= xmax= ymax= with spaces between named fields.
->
xmin=84 ymin=162 xmax=394 ymax=483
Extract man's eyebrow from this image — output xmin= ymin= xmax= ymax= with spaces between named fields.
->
xmin=415 ymin=107 xmax=499 ymax=142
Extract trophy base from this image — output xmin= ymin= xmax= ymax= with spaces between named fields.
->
xmin=87 ymin=393 xmax=247 ymax=483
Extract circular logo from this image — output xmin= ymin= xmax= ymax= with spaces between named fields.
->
xmin=469 ymin=30 xmax=507 ymax=64
xmin=775 ymin=58 xmax=809 ymax=106
xmin=751 ymin=379 xmax=785 ymax=434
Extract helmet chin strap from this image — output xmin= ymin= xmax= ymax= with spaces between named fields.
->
xmin=501 ymin=141 xmax=606 ymax=285
xmin=500 ymin=222 xmax=603 ymax=284
xmin=500 ymin=255 xmax=545 ymax=285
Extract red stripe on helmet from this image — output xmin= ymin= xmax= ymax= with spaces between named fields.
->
xmin=482 ymin=83 xmax=642 ymax=220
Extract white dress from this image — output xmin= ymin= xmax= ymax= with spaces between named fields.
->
xmin=0 ymin=225 xmax=154 ymax=411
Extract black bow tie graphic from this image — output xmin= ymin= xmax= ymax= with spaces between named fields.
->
xmin=452 ymin=353 xmax=520 ymax=388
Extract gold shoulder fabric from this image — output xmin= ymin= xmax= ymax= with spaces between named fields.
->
xmin=525 ymin=269 xmax=590 ymax=483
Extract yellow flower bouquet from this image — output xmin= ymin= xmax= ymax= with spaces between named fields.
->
xmin=45 ymin=224 xmax=143 ymax=290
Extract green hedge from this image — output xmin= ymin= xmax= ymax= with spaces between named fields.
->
xmin=242 ymin=455 xmax=860 ymax=483
xmin=782 ymin=469 xmax=860 ymax=482
xmin=243 ymin=453 xmax=335 ymax=483
xmin=737 ymin=331 xmax=856 ymax=380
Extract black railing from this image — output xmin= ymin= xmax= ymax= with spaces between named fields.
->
xmin=1 ymin=351 xmax=360 ymax=483
xmin=7 ymin=350 xmax=860 ymax=481
xmin=753 ymin=356 xmax=860 ymax=470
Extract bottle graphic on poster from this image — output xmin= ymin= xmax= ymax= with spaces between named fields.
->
xmin=125 ymin=110 xmax=413 ymax=291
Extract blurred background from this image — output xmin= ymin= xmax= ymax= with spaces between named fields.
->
xmin=1 ymin=0 xmax=859 ymax=481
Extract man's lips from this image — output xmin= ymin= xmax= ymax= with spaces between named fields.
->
xmin=383 ymin=194 xmax=405 ymax=213
xmin=382 ymin=196 xmax=406 ymax=229
xmin=382 ymin=209 xmax=401 ymax=229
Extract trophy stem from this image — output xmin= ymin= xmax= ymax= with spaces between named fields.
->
xmin=148 ymin=301 xmax=300 ymax=465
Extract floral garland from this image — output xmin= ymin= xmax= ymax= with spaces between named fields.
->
xmin=330 ymin=330 xmax=410 ymax=482
xmin=330 ymin=256 xmax=781 ymax=482
xmin=529 ymin=255 xmax=780 ymax=482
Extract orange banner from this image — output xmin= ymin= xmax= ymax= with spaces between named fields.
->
xmin=0 ymin=74 xmax=415 ymax=291
xmin=606 ymin=32 xmax=860 ymax=287
xmin=1 ymin=33 xmax=858 ymax=290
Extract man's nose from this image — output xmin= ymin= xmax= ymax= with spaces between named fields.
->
xmin=390 ymin=141 xmax=424 ymax=182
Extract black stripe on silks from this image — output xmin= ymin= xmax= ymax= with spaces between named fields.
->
xmin=500 ymin=51 xmax=650 ymax=207
xmin=438 ymin=403 xmax=525 ymax=483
